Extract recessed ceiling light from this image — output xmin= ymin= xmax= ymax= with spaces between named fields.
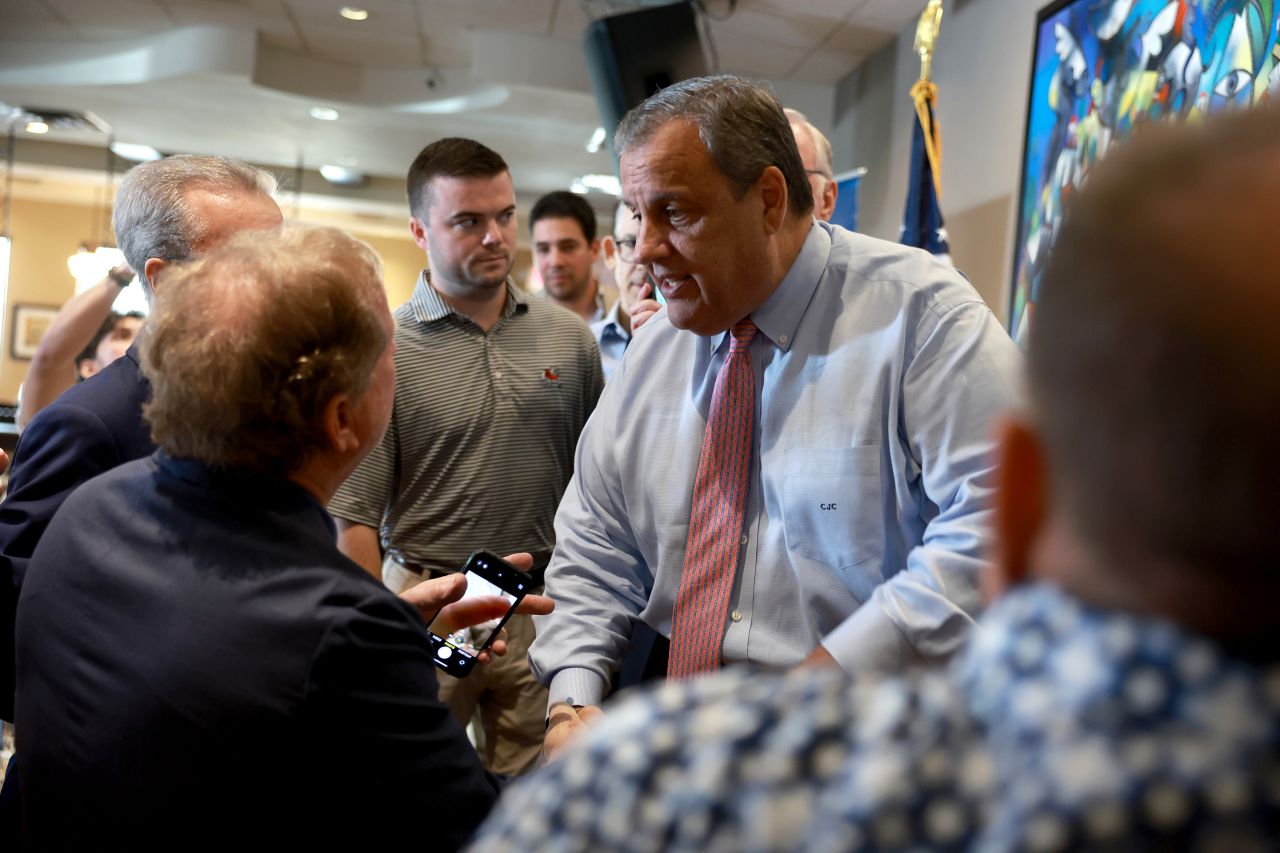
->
xmin=339 ymin=6 xmax=369 ymax=21
xmin=25 ymin=120 xmax=49 ymax=134
xmin=571 ymin=173 xmax=622 ymax=197
xmin=319 ymin=164 xmax=367 ymax=186
xmin=309 ymin=106 xmax=340 ymax=121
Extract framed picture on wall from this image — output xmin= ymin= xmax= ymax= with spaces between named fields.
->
xmin=1009 ymin=0 xmax=1280 ymax=346
xmin=10 ymin=303 xmax=60 ymax=361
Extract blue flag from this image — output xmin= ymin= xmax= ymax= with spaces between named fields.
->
xmin=901 ymin=81 xmax=951 ymax=260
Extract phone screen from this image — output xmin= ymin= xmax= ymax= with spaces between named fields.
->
xmin=426 ymin=551 xmax=528 ymax=678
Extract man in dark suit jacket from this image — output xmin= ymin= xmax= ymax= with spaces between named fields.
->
xmin=0 ymin=156 xmax=282 ymax=825
xmin=14 ymin=224 xmax=550 ymax=847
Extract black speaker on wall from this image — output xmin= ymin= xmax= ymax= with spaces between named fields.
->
xmin=582 ymin=1 xmax=708 ymax=162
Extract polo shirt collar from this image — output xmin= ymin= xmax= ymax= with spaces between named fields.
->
xmin=410 ymin=269 xmax=527 ymax=325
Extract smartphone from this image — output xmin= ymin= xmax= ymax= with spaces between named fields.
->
xmin=647 ymin=272 xmax=665 ymax=306
xmin=425 ymin=551 xmax=529 ymax=678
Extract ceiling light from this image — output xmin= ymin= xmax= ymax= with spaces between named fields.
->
xmin=110 ymin=141 xmax=163 ymax=162
xmin=396 ymin=86 xmax=510 ymax=115
xmin=309 ymin=106 xmax=340 ymax=121
xmin=319 ymin=164 xmax=367 ymax=186
xmin=67 ymin=245 xmax=127 ymax=292
xmin=571 ymin=173 xmax=622 ymax=197
xmin=339 ymin=6 xmax=369 ymax=21
xmin=586 ymin=127 xmax=606 ymax=153
xmin=25 ymin=120 xmax=49 ymax=134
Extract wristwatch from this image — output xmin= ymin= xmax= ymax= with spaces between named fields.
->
xmin=108 ymin=268 xmax=132 ymax=287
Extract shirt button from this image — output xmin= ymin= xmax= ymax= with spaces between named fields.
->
xmin=730 ymin=610 xmax=743 ymax=623
xmin=739 ymin=534 xmax=748 ymax=545
xmin=779 ymin=334 xmax=788 ymax=344
xmin=494 ymin=371 xmax=503 ymax=379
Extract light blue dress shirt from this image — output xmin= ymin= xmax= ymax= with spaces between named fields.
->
xmin=588 ymin=300 xmax=631 ymax=382
xmin=531 ymin=221 xmax=1023 ymax=708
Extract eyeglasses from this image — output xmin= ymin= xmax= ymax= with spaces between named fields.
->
xmin=614 ymin=236 xmax=638 ymax=263
xmin=806 ymin=169 xmax=833 ymax=180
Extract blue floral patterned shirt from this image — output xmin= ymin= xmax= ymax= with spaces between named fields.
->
xmin=471 ymin=583 xmax=1280 ymax=851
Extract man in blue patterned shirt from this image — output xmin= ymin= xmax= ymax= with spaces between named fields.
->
xmin=470 ymin=102 xmax=1280 ymax=851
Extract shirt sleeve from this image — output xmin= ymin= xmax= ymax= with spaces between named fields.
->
xmin=823 ymin=298 xmax=1023 ymax=672
xmin=304 ymin=590 xmax=501 ymax=848
xmin=327 ymin=395 xmax=398 ymax=530
xmin=529 ymin=362 xmax=649 ymax=709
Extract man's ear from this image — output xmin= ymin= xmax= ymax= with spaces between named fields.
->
xmin=757 ymin=165 xmax=788 ymax=235
xmin=986 ymin=414 xmax=1047 ymax=603
xmin=589 ymin=237 xmax=601 ymax=260
xmin=821 ymin=181 xmax=839 ymax=222
xmin=601 ymin=236 xmax=618 ymax=271
xmin=408 ymin=216 xmax=429 ymax=251
xmin=143 ymin=257 xmax=167 ymax=292
xmin=323 ymin=392 xmax=360 ymax=456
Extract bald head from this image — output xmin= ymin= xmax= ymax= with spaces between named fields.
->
xmin=1014 ymin=106 xmax=1280 ymax=646
xmin=785 ymin=108 xmax=837 ymax=222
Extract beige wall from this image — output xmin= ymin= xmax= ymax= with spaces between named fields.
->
xmin=1 ymin=197 xmax=97 ymax=404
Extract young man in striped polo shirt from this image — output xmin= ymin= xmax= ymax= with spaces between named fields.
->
xmin=329 ymin=138 xmax=604 ymax=777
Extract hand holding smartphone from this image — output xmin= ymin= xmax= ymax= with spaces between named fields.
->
xmin=425 ymin=551 xmax=530 ymax=678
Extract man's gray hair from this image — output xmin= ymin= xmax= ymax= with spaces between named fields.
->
xmin=113 ymin=155 xmax=277 ymax=288
xmin=615 ymin=75 xmax=814 ymax=218
xmin=784 ymin=108 xmax=834 ymax=178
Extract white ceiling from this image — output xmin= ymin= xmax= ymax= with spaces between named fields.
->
xmin=0 ymin=0 xmax=918 ymax=207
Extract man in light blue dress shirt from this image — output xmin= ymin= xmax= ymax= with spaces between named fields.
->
xmin=589 ymin=201 xmax=662 ymax=381
xmin=533 ymin=75 xmax=1022 ymax=755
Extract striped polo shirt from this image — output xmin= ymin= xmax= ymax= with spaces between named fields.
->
xmin=329 ymin=271 xmax=604 ymax=574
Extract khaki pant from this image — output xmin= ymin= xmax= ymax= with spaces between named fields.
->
xmin=385 ymin=557 xmax=547 ymax=777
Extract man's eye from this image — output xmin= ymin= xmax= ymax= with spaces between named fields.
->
xmin=455 ymin=218 xmax=477 ymax=229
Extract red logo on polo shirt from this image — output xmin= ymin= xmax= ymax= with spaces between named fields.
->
xmin=543 ymin=367 xmax=560 ymax=382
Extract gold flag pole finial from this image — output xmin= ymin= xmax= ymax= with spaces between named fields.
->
xmin=914 ymin=0 xmax=944 ymax=83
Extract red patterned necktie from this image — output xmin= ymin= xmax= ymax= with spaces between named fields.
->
xmin=668 ymin=318 xmax=759 ymax=679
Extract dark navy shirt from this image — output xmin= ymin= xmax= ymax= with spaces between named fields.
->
xmin=16 ymin=453 xmax=499 ymax=848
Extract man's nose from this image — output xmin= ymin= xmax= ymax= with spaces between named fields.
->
xmin=482 ymin=221 xmax=503 ymax=245
xmin=633 ymin=219 xmax=663 ymax=265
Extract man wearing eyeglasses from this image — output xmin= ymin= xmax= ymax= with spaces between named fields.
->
xmin=591 ymin=202 xmax=663 ymax=380
xmin=786 ymin=108 xmax=838 ymax=224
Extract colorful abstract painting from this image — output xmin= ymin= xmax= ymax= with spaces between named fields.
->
xmin=1010 ymin=0 xmax=1280 ymax=343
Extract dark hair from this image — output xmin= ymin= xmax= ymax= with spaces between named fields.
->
xmin=614 ymin=75 xmax=813 ymax=218
xmin=529 ymin=191 xmax=597 ymax=243
xmin=142 ymin=224 xmax=388 ymax=477
xmin=406 ymin=138 xmax=509 ymax=220
xmin=1030 ymin=105 xmax=1280 ymax=575
xmin=76 ymin=311 xmax=145 ymax=368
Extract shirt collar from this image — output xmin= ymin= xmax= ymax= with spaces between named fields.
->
xmin=712 ymin=220 xmax=831 ymax=354
xmin=955 ymin=582 xmax=1280 ymax=735
xmin=155 ymin=451 xmax=336 ymax=539
xmin=410 ymin=269 xmax=527 ymax=325
xmin=592 ymin=299 xmax=631 ymax=343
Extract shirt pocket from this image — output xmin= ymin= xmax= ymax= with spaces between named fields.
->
xmin=781 ymin=446 xmax=883 ymax=571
